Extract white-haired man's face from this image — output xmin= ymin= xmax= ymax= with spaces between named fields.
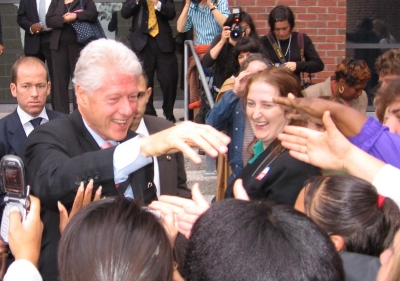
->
xmin=76 ymin=72 xmax=139 ymax=141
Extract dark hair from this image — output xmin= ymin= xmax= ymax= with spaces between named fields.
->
xmin=223 ymin=11 xmax=258 ymax=39
xmin=375 ymin=49 xmax=400 ymax=77
xmin=184 ymin=199 xmax=344 ymax=281
xmin=240 ymin=53 xmax=273 ymax=71
xmin=233 ymin=37 xmax=264 ymax=62
xmin=140 ymin=72 xmax=149 ymax=88
xmin=304 ymin=175 xmax=400 ymax=257
xmin=11 ymin=56 xmax=49 ymax=84
xmin=58 ymin=197 xmax=174 ymax=281
xmin=268 ymin=5 xmax=295 ymax=32
xmin=374 ymin=77 xmax=400 ymax=123
xmin=334 ymin=58 xmax=371 ymax=87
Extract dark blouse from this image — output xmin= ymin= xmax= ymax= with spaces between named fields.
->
xmin=260 ymin=32 xmax=324 ymax=78
xmin=225 ymin=139 xmax=321 ymax=206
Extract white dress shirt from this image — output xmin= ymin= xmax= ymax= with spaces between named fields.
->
xmin=373 ymin=164 xmax=400 ymax=207
xmin=4 ymin=259 xmax=42 ymax=281
xmin=83 ymin=120 xmax=153 ymax=199
xmin=17 ymin=106 xmax=49 ymax=137
xmin=136 ymin=118 xmax=161 ymax=198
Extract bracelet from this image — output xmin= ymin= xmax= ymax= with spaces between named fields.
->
xmin=210 ymin=6 xmax=217 ymax=12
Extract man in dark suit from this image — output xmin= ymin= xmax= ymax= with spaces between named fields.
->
xmin=121 ymin=0 xmax=178 ymax=122
xmin=17 ymin=0 xmax=54 ymax=108
xmin=0 ymin=57 xmax=62 ymax=163
xmin=0 ymin=15 xmax=4 ymax=56
xmin=130 ymin=73 xmax=191 ymax=198
xmin=24 ymin=39 xmax=229 ymax=281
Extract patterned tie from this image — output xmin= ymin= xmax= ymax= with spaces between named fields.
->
xmin=147 ymin=1 xmax=159 ymax=37
xmin=100 ymin=141 xmax=114 ymax=150
xmin=30 ymin=117 xmax=43 ymax=128
xmin=38 ymin=0 xmax=47 ymax=28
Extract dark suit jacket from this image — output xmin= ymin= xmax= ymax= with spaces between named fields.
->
xmin=25 ymin=110 xmax=157 ymax=281
xmin=225 ymin=139 xmax=321 ymax=206
xmin=46 ymin=0 xmax=98 ymax=50
xmin=121 ymin=0 xmax=175 ymax=53
xmin=339 ymin=252 xmax=380 ymax=281
xmin=17 ymin=0 xmax=47 ymax=54
xmin=0 ymin=108 xmax=63 ymax=163
xmin=143 ymin=115 xmax=191 ymax=198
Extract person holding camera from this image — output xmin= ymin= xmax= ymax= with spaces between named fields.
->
xmin=202 ymin=10 xmax=259 ymax=91
xmin=260 ymin=5 xmax=324 ymax=80
xmin=176 ymin=0 xmax=230 ymax=46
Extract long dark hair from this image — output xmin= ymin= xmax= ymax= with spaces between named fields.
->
xmin=223 ymin=11 xmax=259 ymax=39
xmin=304 ymin=175 xmax=400 ymax=256
xmin=58 ymin=197 xmax=174 ymax=281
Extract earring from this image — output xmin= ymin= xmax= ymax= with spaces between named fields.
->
xmin=339 ymin=86 xmax=344 ymax=94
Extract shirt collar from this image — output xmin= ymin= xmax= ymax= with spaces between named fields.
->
xmin=248 ymin=140 xmax=264 ymax=164
xmin=82 ymin=119 xmax=119 ymax=148
xmin=135 ymin=118 xmax=149 ymax=137
xmin=17 ymin=105 xmax=49 ymax=126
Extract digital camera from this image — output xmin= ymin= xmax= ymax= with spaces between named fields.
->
xmin=0 ymin=155 xmax=30 ymax=243
xmin=230 ymin=7 xmax=244 ymax=41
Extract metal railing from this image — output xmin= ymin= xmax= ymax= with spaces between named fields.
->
xmin=183 ymin=40 xmax=216 ymax=176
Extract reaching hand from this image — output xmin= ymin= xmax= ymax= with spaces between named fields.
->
xmin=278 ymin=111 xmax=351 ymax=170
xmin=284 ymin=62 xmax=297 ymax=71
xmin=233 ymin=70 xmax=252 ymax=97
xmin=139 ymin=121 xmax=230 ymax=164
xmin=58 ymin=179 xmax=102 ymax=234
xmin=8 ymin=196 xmax=43 ymax=268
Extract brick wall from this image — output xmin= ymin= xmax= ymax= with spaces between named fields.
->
xmin=229 ymin=0 xmax=347 ymax=83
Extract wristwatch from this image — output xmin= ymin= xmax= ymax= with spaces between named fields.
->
xmin=210 ymin=6 xmax=217 ymax=12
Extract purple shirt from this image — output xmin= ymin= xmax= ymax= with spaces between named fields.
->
xmin=349 ymin=117 xmax=400 ymax=169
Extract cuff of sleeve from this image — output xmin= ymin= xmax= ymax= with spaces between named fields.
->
xmin=155 ymin=1 xmax=161 ymax=11
xmin=4 ymin=259 xmax=42 ymax=281
xmin=113 ymin=136 xmax=153 ymax=183
xmin=373 ymin=164 xmax=400 ymax=206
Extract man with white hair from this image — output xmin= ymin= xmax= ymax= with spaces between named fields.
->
xmin=25 ymin=39 xmax=230 ymax=281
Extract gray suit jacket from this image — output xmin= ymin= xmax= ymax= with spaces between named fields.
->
xmin=302 ymin=76 xmax=368 ymax=114
xmin=143 ymin=115 xmax=191 ymax=198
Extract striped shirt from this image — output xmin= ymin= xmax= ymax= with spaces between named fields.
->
xmin=184 ymin=0 xmax=230 ymax=45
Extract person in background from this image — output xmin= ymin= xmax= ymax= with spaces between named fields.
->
xmin=176 ymin=0 xmax=230 ymax=46
xmin=121 ymin=0 xmax=178 ymax=122
xmin=0 ymin=15 xmax=4 ymax=56
xmin=46 ymin=0 xmax=99 ymax=114
xmin=302 ymin=58 xmax=371 ymax=114
xmin=375 ymin=48 xmax=400 ymax=86
xmin=0 ymin=57 xmax=63 ymax=163
xmin=373 ymin=19 xmax=396 ymax=44
xmin=129 ymin=73 xmax=191 ymax=198
xmin=202 ymin=11 xmax=259 ymax=91
xmin=260 ymin=5 xmax=324 ymax=79
xmin=373 ymin=77 xmax=400 ymax=135
xmin=17 ymin=0 xmax=55 ymax=108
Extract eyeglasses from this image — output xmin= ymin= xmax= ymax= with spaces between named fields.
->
xmin=274 ymin=26 xmax=290 ymax=32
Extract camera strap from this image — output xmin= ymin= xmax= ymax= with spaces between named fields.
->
xmin=266 ymin=34 xmax=286 ymax=65
xmin=297 ymin=32 xmax=313 ymax=89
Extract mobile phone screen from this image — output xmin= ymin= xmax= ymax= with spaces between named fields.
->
xmin=4 ymin=166 xmax=23 ymax=194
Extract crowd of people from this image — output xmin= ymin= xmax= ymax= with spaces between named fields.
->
xmin=0 ymin=2 xmax=399 ymax=281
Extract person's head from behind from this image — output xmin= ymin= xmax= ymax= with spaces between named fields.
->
xmin=184 ymin=199 xmax=344 ymax=281
xmin=268 ymin=5 xmax=295 ymax=40
xmin=296 ymin=175 xmax=400 ymax=257
xmin=334 ymin=58 xmax=370 ymax=102
xmin=223 ymin=11 xmax=258 ymax=39
xmin=73 ymin=39 xmax=142 ymax=142
xmin=240 ymin=53 xmax=272 ymax=73
xmin=129 ymin=73 xmax=152 ymax=132
xmin=373 ymin=19 xmax=389 ymax=40
xmin=233 ymin=37 xmax=264 ymax=66
xmin=10 ymin=57 xmax=50 ymax=117
xmin=375 ymin=49 xmax=400 ymax=86
xmin=374 ymin=77 xmax=400 ymax=135
xmin=58 ymin=197 xmax=173 ymax=281
xmin=244 ymin=67 xmax=303 ymax=147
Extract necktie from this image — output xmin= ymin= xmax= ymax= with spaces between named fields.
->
xmin=147 ymin=1 xmax=159 ymax=37
xmin=30 ymin=117 xmax=43 ymax=128
xmin=39 ymin=0 xmax=47 ymax=28
xmin=100 ymin=141 xmax=114 ymax=150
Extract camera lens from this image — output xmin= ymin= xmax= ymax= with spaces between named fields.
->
xmin=230 ymin=26 xmax=245 ymax=41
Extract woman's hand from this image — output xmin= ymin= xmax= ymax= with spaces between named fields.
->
xmin=63 ymin=12 xmax=77 ymax=23
xmin=233 ymin=70 xmax=252 ymax=97
xmin=285 ymin=62 xmax=297 ymax=71
xmin=220 ymin=26 xmax=231 ymax=43
xmin=58 ymin=180 xmax=102 ymax=234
